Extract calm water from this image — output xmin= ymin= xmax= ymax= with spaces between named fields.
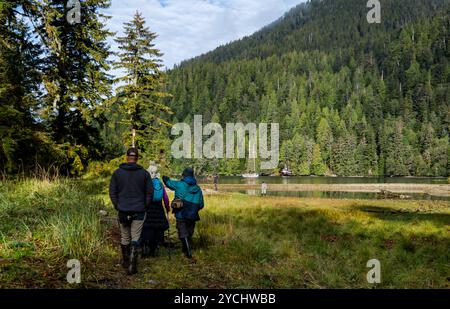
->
xmin=198 ymin=176 xmax=450 ymax=201
xmin=199 ymin=176 xmax=448 ymax=185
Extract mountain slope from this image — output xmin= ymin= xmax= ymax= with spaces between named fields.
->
xmin=167 ymin=0 xmax=450 ymax=177
xmin=183 ymin=0 xmax=448 ymax=65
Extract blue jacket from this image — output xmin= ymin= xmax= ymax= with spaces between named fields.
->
xmin=163 ymin=176 xmax=204 ymax=221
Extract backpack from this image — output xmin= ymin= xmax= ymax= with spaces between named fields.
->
xmin=152 ymin=178 xmax=164 ymax=202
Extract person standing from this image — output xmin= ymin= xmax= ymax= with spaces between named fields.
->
xmin=163 ymin=168 xmax=204 ymax=259
xmin=141 ymin=162 xmax=170 ymax=258
xmin=261 ymin=182 xmax=268 ymax=196
xmin=213 ymin=174 xmax=219 ymax=192
xmin=109 ymin=148 xmax=153 ymax=275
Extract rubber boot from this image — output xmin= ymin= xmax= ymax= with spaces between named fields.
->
xmin=121 ymin=245 xmax=130 ymax=269
xmin=128 ymin=246 xmax=139 ymax=275
xmin=149 ymin=242 xmax=157 ymax=257
xmin=182 ymin=237 xmax=192 ymax=259
xmin=141 ymin=241 xmax=150 ymax=258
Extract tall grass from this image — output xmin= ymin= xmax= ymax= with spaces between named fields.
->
xmin=0 ymin=177 xmax=112 ymax=287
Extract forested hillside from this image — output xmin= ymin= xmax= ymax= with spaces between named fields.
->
xmin=167 ymin=0 xmax=450 ymax=176
xmin=0 ymin=1 xmax=170 ymax=175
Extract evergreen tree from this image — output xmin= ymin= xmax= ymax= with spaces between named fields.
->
xmin=311 ymin=144 xmax=327 ymax=176
xmin=114 ymin=11 xmax=171 ymax=154
xmin=0 ymin=1 xmax=45 ymax=172
xmin=316 ymin=117 xmax=333 ymax=167
xmin=29 ymin=0 xmax=113 ymax=173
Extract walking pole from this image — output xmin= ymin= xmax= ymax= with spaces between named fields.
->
xmin=165 ymin=211 xmax=172 ymax=260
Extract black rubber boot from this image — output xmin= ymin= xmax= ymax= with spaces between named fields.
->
xmin=182 ymin=237 xmax=193 ymax=259
xmin=121 ymin=245 xmax=130 ymax=269
xmin=128 ymin=246 xmax=139 ymax=275
xmin=141 ymin=242 xmax=150 ymax=258
xmin=149 ymin=242 xmax=157 ymax=257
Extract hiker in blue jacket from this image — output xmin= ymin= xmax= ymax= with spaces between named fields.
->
xmin=163 ymin=168 xmax=204 ymax=259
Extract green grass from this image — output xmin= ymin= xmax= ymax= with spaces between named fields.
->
xmin=0 ymin=178 xmax=449 ymax=288
xmin=0 ymin=178 xmax=117 ymax=288
xmin=134 ymin=194 xmax=450 ymax=289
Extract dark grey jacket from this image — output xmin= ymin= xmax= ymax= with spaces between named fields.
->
xmin=109 ymin=163 xmax=153 ymax=213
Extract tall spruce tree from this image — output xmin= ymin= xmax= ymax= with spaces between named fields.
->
xmin=28 ymin=0 xmax=113 ymax=173
xmin=0 ymin=1 xmax=43 ymax=172
xmin=114 ymin=11 xmax=171 ymax=154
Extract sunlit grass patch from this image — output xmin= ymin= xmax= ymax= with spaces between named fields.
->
xmin=0 ymin=178 xmax=115 ymax=288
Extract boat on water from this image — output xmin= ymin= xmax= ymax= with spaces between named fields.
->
xmin=281 ymin=164 xmax=293 ymax=177
xmin=242 ymin=155 xmax=259 ymax=178
xmin=242 ymin=173 xmax=259 ymax=178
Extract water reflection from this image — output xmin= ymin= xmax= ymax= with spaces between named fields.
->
xmin=240 ymin=190 xmax=450 ymax=201
xmin=199 ymin=176 xmax=448 ymax=185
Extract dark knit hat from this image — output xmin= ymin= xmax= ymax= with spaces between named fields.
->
xmin=182 ymin=167 xmax=194 ymax=178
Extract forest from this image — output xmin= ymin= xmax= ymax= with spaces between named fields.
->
xmin=0 ymin=0 xmax=171 ymax=176
xmin=1 ymin=0 xmax=449 ymax=177
xmin=167 ymin=0 xmax=450 ymax=176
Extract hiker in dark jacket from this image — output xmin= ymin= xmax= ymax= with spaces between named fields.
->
xmin=109 ymin=148 xmax=153 ymax=275
xmin=163 ymin=168 xmax=204 ymax=259
xmin=141 ymin=162 xmax=170 ymax=258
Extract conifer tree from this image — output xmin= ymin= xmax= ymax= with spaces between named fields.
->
xmin=0 ymin=1 xmax=43 ymax=172
xmin=311 ymin=144 xmax=327 ymax=176
xmin=28 ymin=0 xmax=113 ymax=173
xmin=114 ymin=11 xmax=171 ymax=153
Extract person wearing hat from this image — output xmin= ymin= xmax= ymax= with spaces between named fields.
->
xmin=109 ymin=148 xmax=153 ymax=275
xmin=141 ymin=162 xmax=170 ymax=258
xmin=163 ymin=168 xmax=204 ymax=259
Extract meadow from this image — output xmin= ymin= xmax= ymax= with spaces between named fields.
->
xmin=0 ymin=177 xmax=449 ymax=288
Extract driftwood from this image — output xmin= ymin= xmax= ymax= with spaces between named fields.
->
xmin=378 ymin=190 xmax=412 ymax=200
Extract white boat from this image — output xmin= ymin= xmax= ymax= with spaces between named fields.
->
xmin=242 ymin=154 xmax=259 ymax=178
xmin=281 ymin=164 xmax=292 ymax=177
xmin=242 ymin=173 xmax=259 ymax=178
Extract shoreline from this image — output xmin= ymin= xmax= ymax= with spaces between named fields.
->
xmin=201 ymin=183 xmax=450 ymax=197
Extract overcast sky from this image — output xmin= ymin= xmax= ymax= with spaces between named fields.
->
xmin=104 ymin=0 xmax=305 ymax=70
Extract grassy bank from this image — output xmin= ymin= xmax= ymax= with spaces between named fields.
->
xmin=0 ymin=178 xmax=122 ymax=288
xmin=0 ymin=178 xmax=449 ymax=288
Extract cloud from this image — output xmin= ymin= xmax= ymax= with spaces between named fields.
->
xmin=104 ymin=0 xmax=305 ymax=72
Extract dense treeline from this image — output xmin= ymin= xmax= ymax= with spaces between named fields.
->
xmin=167 ymin=0 xmax=450 ymax=176
xmin=0 ymin=1 xmax=170 ymax=175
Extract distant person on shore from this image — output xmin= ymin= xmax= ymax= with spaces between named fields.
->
xmin=213 ymin=174 xmax=219 ymax=191
xmin=163 ymin=168 xmax=204 ymax=259
xmin=109 ymin=148 xmax=153 ymax=275
xmin=141 ymin=162 xmax=170 ymax=258
xmin=261 ymin=182 xmax=268 ymax=196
